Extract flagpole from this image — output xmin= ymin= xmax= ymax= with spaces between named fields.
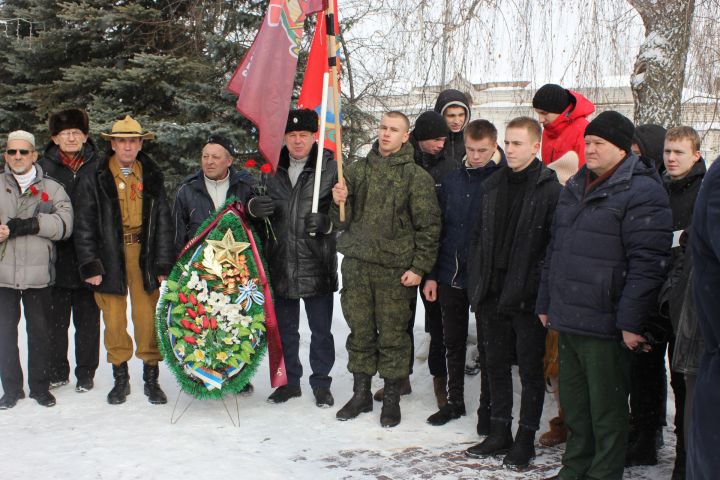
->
xmin=312 ymin=72 xmax=330 ymax=221
xmin=326 ymin=0 xmax=345 ymax=221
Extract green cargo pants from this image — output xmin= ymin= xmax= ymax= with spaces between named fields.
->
xmin=558 ymin=332 xmax=632 ymax=480
xmin=340 ymin=257 xmax=416 ymax=380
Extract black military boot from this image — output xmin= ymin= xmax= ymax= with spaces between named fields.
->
xmin=380 ymin=378 xmax=402 ymax=428
xmin=625 ymin=426 xmax=658 ymax=466
xmin=143 ymin=363 xmax=168 ymax=405
xmin=503 ymin=426 xmax=537 ymax=469
xmin=336 ymin=373 xmax=373 ymax=421
xmin=107 ymin=362 xmax=130 ymax=405
xmin=466 ymin=419 xmax=513 ymax=457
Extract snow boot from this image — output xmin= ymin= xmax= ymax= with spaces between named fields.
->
xmin=143 ymin=363 xmax=167 ymax=404
xmin=107 ymin=362 xmax=130 ymax=405
xmin=503 ymin=426 xmax=537 ymax=469
xmin=466 ymin=419 xmax=513 ymax=458
xmin=477 ymin=402 xmax=491 ymax=436
xmin=373 ymin=376 xmax=411 ymax=401
xmin=427 ymin=401 xmax=466 ymax=426
xmin=539 ymin=415 xmax=568 ymax=446
xmin=380 ymin=378 xmax=402 ymax=427
xmin=625 ymin=426 xmax=658 ymax=466
xmin=336 ymin=373 xmax=373 ymax=421
xmin=433 ymin=375 xmax=448 ymax=409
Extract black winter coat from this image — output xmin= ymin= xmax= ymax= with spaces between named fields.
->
xmin=688 ymin=156 xmax=720 ymax=478
xmin=409 ymin=132 xmax=457 ymax=191
xmin=74 ymin=151 xmax=175 ymax=294
xmin=431 ymin=150 xmax=506 ymax=288
xmin=536 ymin=154 xmax=672 ymax=339
xmin=262 ymin=144 xmax=338 ymax=299
xmin=467 ymin=159 xmax=561 ymax=313
xmin=434 ymin=89 xmax=471 ymax=169
xmin=172 ymin=167 xmax=254 ymax=256
xmin=38 ymin=140 xmax=99 ymax=289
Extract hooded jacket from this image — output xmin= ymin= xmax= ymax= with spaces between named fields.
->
xmin=73 ymin=151 xmax=175 ymax=295
xmin=633 ymin=124 xmax=667 ymax=174
xmin=0 ymin=164 xmax=73 ymax=289
xmin=537 ymin=154 xmax=672 ymax=339
xmin=262 ymin=144 xmax=338 ymax=299
xmin=330 ymin=142 xmax=440 ymax=277
xmin=434 ymin=89 xmax=471 ymax=169
xmin=172 ymin=166 xmax=254 ymax=256
xmin=540 ymin=90 xmax=595 ymax=167
xmin=38 ymin=140 xmax=98 ymax=289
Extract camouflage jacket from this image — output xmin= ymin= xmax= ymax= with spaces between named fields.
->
xmin=331 ymin=142 xmax=441 ymax=276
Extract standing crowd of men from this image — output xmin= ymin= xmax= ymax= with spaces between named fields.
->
xmin=0 ymin=84 xmax=719 ymax=479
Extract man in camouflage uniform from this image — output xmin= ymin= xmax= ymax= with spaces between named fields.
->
xmin=331 ymin=111 xmax=441 ymax=427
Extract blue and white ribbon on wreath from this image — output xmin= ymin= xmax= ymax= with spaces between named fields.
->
xmin=236 ymin=279 xmax=265 ymax=310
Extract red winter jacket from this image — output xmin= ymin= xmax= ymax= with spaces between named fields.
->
xmin=541 ymin=90 xmax=595 ymax=167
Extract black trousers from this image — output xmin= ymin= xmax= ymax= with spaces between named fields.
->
xmin=438 ymin=284 xmax=488 ymax=406
xmin=481 ymin=298 xmax=546 ymax=430
xmin=47 ymin=286 xmax=100 ymax=382
xmin=413 ymin=279 xmax=446 ymax=377
xmin=275 ymin=293 xmax=335 ymax=389
xmin=0 ymin=287 xmax=52 ymax=394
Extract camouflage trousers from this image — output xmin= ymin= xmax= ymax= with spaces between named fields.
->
xmin=340 ymin=257 xmax=416 ymax=380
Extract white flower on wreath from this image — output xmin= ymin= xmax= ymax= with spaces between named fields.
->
xmin=187 ymin=271 xmax=200 ymax=289
xmin=202 ymin=245 xmax=223 ymax=278
xmin=197 ymin=290 xmax=209 ymax=303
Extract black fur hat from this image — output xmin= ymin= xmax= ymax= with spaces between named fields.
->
xmin=285 ymin=109 xmax=318 ymax=134
xmin=49 ymin=109 xmax=89 ymax=136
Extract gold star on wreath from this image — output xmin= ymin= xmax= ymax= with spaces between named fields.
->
xmin=205 ymin=229 xmax=250 ymax=269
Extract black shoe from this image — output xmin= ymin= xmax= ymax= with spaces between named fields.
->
xmin=0 ymin=391 xmax=25 ymax=410
xmin=239 ymin=382 xmax=254 ymax=397
xmin=29 ymin=391 xmax=56 ymax=407
xmin=313 ymin=387 xmax=334 ymax=408
xmin=625 ymin=427 xmax=658 ymax=466
xmin=427 ymin=401 xmax=466 ymax=426
xmin=465 ymin=356 xmax=482 ymax=376
xmin=267 ymin=385 xmax=302 ymax=404
xmin=337 ymin=373 xmax=373 ymax=421
xmin=49 ymin=378 xmax=69 ymax=390
xmin=143 ymin=363 xmax=168 ymax=404
xmin=380 ymin=378 xmax=402 ymax=428
xmin=108 ymin=362 xmax=131 ymax=405
xmin=503 ymin=426 xmax=537 ymax=469
xmin=76 ymin=378 xmax=94 ymax=393
xmin=477 ymin=403 xmax=491 ymax=436
xmin=466 ymin=420 xmax=513 ymax=457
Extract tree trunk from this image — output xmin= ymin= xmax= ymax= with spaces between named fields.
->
xmin=629 ymin=0 xmax=695 ymax=126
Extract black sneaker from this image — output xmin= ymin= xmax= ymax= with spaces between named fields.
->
xmin=76 ymin=378 xmax=94 ymax=393
xmin=29 ymin=391 xmax=56 ymax=407
xmin=313 ymin=387 xmax=334 ymax=408
xmin=267 ymin=385 xmax=301 ymax=404
xmin=49 ymin=379 xmax=69 ymax=390
xmin=0 ymin=391 xmax=25 ymax=410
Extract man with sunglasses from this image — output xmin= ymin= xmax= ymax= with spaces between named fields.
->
xmin=39 ymin=109 xmax=101 ymax=394
xmin=0 ymin=130 xmax=73 ymax=409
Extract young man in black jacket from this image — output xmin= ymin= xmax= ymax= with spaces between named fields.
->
xmin=465 ymin=117 xmax=561 ymax=469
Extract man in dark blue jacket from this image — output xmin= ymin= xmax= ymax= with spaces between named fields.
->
xmin=537 ymin=111 xmax=672 ymax=480
xmin=423 ymin=119 xmax=504 ymax=429
xmin=688 ymin=154 xmax=720 ymax=480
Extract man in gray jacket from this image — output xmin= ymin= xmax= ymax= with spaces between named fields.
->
xmin=0 ymin=130 xmax=73 ymax=409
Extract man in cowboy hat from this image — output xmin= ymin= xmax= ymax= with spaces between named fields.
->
xmin=74 ymin=115 xmax=174 ymax=405
xmin=39 ymin=108 xmax=101 ymax=394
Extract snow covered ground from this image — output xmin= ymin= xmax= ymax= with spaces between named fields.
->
xmin=2 ymin=289 xmax=677 ymax=479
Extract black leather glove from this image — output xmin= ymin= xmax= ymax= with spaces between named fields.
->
xmin=247 ymin=196 xmax=275 ymax=218
xmin=6 ymin=217 xmax=40 ymax=238
xmin=305 ymin=212 xmax=332 ymax=235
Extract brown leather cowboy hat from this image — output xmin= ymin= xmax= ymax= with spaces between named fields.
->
xmin=100 ymin=115 xmax=155 ymax=140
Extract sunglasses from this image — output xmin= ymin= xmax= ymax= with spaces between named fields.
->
xmin=6 ymin=149 xmax=33 ymax=156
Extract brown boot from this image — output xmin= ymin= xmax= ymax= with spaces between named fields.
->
xmin=433 ymin=376 xmax=448 ymax=409
xmin=373 ymin=376 xmax=411 ymax=402
xmin=539 ymin=415 xmax=568 ymax=447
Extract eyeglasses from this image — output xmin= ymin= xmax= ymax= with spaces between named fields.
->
xmin=57 ymin=130 xmax=85 ymax=138
xmin=6 ymin=149 xmax=33 ymax=156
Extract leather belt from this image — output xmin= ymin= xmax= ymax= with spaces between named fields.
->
xmin=123 ymin=232 xmax=141 ymax=244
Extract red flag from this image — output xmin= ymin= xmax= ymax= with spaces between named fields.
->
xmin=228 ymin=0 xmax=324 ymax=171
xmin=298 ymin=0 xmax=341 ymax=157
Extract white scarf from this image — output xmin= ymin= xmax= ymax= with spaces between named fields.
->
xmin=13 ymin=165 xmax=37 ymax=193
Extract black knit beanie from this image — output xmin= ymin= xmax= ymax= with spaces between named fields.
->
xmin=532 ymin=84 xmax=571 ymax=114
xmin=413 ymin=111 xmax=449 ymax=141
xmin=49 ymin=109 xmax=89 ymax=136
xmin=585 ymin=111 xmax=635 ymax=153
xmin=285 ymin=109 xmax=318 ymax=134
